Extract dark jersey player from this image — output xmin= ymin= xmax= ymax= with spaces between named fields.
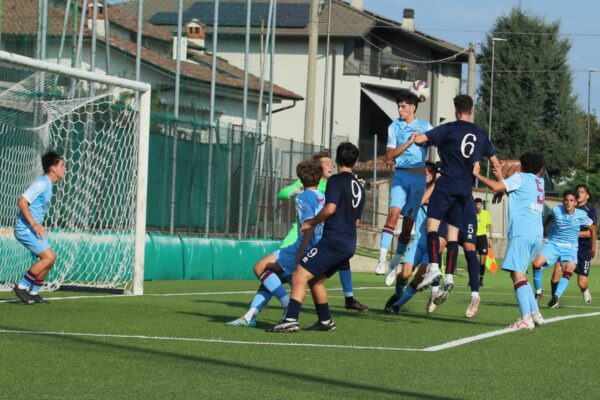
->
xmin=413 ymin=95 xmax=502 ymax=290
xmin=269 ymin=142 xmax=366 ymax=332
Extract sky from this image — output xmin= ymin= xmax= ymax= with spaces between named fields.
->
xmin=363 ymin=0 xmax=600 ymax=116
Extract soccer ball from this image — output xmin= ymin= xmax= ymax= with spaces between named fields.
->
xmin=409 ymin=80 xmax=430 ymax=102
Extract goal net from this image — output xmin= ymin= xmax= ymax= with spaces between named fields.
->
xmin=0 ymin=51 xmax=150 ymax=295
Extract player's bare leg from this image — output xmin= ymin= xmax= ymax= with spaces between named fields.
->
xmin=376 ymin=207 xmax=401 ymax=275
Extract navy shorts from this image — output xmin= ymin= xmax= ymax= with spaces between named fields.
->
xmin=576 ymin=250 xmax=592 ymax=277
xmin=428 ymin=176 xmax=473 ymax=229
xmin=299 ymin=238 xmax=352 ymax=278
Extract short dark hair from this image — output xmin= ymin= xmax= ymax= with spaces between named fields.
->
xmin=335 ymin=142 xmax=359 ymax=168
xmin=296 ymin=159 xmax=323 ymax=188
xmin=41 ymin=150 xmax=63 ymax=173
xmin=396 ymin=91 xmax=420 ymax=110
xmin=312 ymin=151 xmax=331 ymax=161
xmin=575 ymin=184 xmax=591 ymax=196
xmin=453 ymin=95 xmax=473 ymax=114
xmin=519 ymin=152 xmax=544 ymax=175
xmin=425 ymin=161 xmax=437 ymax=173
xmin=475 ymin=198 xmax=483 ymax=204
xmin=563 ymin=189 xmax=577 ymax=200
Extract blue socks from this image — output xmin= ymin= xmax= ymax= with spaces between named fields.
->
xmin=285 ymin=299 xmax=301 ymax=320
xmin=315 ymin=303 xmax=331 ymax=322
xmin=395 ymin=279 xmax=407 ymax=298
xmin=527 ymin=283 xmax=538 ymax=313
xmin=533 ymin=267 xmax=543 ymax=294
xmin=380 ymin=225 xmax=395 ymax=250
xmin=338 ymin=267 xmax=353 ymax=297
xmin=393 ymin=284 xmax=417 ymax=308
xmin=426 ymin=231 xmax=440 ymax=264
xmin=465 ymin=250 xmax=480 ymax=292
xmin=445 ymin=241 xmax=459 ymax=275
xmin=555 ymin=271 xmax=573 ymax=298
xmin=260 ymin=271 xmax=290 ymax=307
xmin=514 ymin=279 xmax=531 ymax=316
xmin=250 ymin=287 xmax=272 ymax=313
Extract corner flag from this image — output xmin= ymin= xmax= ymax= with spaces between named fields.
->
xmin=485 ymin=247 xmax=498 ymax=273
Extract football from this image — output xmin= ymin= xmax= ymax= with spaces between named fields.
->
xmin=409 ymin=80 xmax=430 ymax=102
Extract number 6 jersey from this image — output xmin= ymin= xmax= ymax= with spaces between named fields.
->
xmin=426 ymin=120 xmax=495 ymax=182
xmin=322 ymin=172 xmax=366 ymax=251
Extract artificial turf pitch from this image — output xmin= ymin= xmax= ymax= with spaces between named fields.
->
xmin=1 ymin=267 xmax=598 ymax=399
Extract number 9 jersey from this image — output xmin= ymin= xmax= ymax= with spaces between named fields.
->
xmin=426 ymin=120 xmax=495 ymax=182
xmin=322 ymin=172 xmax=366 ymax=252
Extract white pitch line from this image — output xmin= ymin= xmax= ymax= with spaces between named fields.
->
xmin=0 ymin=329 xmax=420 ymax=352
xmin=2 ymin=311 xmax=600 ymax=353
xmin=422 ymin=311 xmax=600 ymax=352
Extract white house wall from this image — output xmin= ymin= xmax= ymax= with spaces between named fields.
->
xmin=213 ymin=36 xmax=462 ymax=147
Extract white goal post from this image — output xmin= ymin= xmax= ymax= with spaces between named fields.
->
xmin=0 ymin=50 xmax=150 ymax=295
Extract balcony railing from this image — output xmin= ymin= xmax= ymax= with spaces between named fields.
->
xmin=344 ymin=52 xmax=428 ymax=82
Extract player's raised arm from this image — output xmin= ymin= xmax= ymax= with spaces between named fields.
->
xmin=473 ymin=162 xmax=507 ymax=193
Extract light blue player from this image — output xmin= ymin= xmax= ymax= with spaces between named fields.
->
xmin=473 ymin=152 xmax=546 ymax=329
xmin=375 ymin=91 xmax=432 ymax=276
xmin=226 ymin=159 xmax=324 ymax=327
xmin=13 ymin=150 xmax=67 ymax=305
xmin=533 ymin=189 xmax=594 ymax=309
xmin=383 ymin=161 xmax=436 ymax=312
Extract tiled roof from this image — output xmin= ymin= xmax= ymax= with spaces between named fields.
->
xmin=104 ymin=34 xmax=302 ymax=100
xmin=114 ymin=0 xmax=466 ymax=57
xmin=2 ymin=0 xmax=72 ymax=36
xmin=1 ymin=0 xmax=301 ymax=100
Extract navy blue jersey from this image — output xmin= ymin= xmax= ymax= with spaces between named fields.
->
xmin=578 ymin=204 xmax=598 ymax=251
xmin=322 ymin=172 xmax=365 ymax=251
xmin=426 ymin=121 xmax=495 ymax=180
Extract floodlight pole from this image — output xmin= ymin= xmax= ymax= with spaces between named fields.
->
xmin=587 ymin=69 xmax=599 ymax=184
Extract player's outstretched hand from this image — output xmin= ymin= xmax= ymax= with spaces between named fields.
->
xmin=32 ymin=224 xmax=47 ymax=238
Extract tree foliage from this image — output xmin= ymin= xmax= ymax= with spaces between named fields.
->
xmin=475 ymin=7 xmax=585 ymax=179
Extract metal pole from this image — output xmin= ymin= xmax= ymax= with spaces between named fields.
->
xmin=169 ymin=0 xmax=184 ymax=235
xmin=41 ymin=0 xmax=48 ymax=60
xmin=303 ymin=0 xmax=319 ymax=144
xmin=467 ymin=42 xmax=477 ymax=122
xmin=90 ymin=0 xmax=98 ymax=71
xmin=328 ymin=48 xmax=336 ymax=152
xmin=486 ymin=38 xmax=506 ymax=178
xmin=246 ymin=0 xmax=275 ymax=234
xmin=587 ymin=70 xmax=598 ymax=184
xmin=320 ymin=0 xmax=332 ymax=146
xmin=103 ymin=0 xmax=111 ymax=75
xmin=225 ymin=126 xmax=233 ymax=234
xmin=238 ymin=0 xmax=251 ymax=240
xmin=372 ymin=134 xmax=377 ymax=228
xmin=205 ymin=0 xmax=220 ymax=236
xmin=135 ymin=0 xmax=143 ymax=82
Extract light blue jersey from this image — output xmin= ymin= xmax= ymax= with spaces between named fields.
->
xmin=14 ymin=175 xmax=54 ymax=255
xmin=16 ymin=175 xmax=53 ymax=227
xmin=274 ymin=189 xmax=324 ymax=277
xmin=503 ymin=172 xmax=545 ymax=238
xmin=294 ymin=189 xmax=325 ymax=250
xmin=548 ymin=205 xmax=593 ymax=249
xmin=387 ymin=118 xmax=432 ymax=169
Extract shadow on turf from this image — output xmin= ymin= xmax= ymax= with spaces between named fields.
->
xmin=0 ymin=324 xmax=462 ymax=400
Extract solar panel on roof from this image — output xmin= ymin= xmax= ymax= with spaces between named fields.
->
xmin=149 ymin=2 xmax=310 ymax=28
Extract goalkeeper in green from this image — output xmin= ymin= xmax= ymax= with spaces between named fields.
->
xmin=277 ymin=152 xmax=368 ymax=312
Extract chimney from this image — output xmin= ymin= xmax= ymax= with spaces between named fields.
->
xmin=172 ymin=36 xmax=188 ymax=61
xmin=351 ymin=0 xmax=363 ymax=11
xmin=186 ymin=19 xmax=206 ymax=51
xmin=402 ymin=8 xmax=415 ymax=31
xmin=87 ymin=2 xmax=106 ymax=37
